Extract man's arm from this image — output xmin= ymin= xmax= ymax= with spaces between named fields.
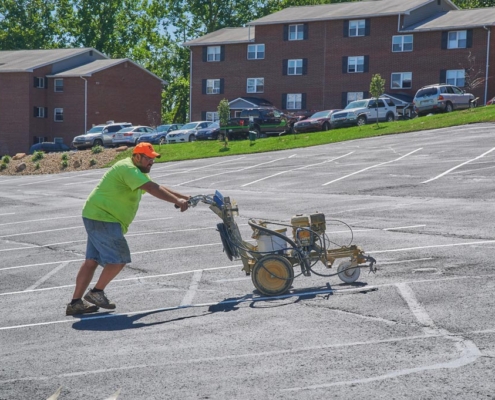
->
xmin=140 ymin=181 xmax=189 ymax=212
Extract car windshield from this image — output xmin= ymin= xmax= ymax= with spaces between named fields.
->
xmin=208 ymin=122 xmax=220 ymax=128
xmin=416 ymin=88 xmax=437 ymax=97
xmin=180 ymin=123 xmax=198 ymax=130
xmin=156 ymin=125 xmax=172 ymax=132
xmin=87 ymin=126 xmax=104 ymax=133
xmin=310 ymin=111 xmax=330 ymax=118
xmin=345 ymin=101 xmax=367 ymax=109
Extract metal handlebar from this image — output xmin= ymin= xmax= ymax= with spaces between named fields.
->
xmin=174 ymin=194 xmax=216 ymax=209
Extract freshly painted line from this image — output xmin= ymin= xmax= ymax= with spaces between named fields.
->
xmin=322 ymin=148 xmax=422 ymax=185
xmin=370 ymin=239 xmax=495 ymax=254
xmin=379 ymin=258 xmax=434 ymax=265
xmin=18 ymin=171 xmax=99 ymax=186
xmin=241 ymin=152 xmax=354 ymax=187
xmin=0 ymin=213 xmax=15 ymax=216
xmin=422 ymin=146 xmax=495 ymax=183
xmin=180 ymin=270 xmax=203 ymax=306
xmin=0 ymin=215 xmax=79 ymax=227
xmin=174 ymin=157 xmax=288 ymax=186
xmin=24 ymin=262 xmax=70 ymax=291
xmin=396 ymin=283 xmax=436 ymax=330
xmin=326 ymin=224 xmax=425 ymax=234
xmin=0 ymin=226 xmax=81 ymax=238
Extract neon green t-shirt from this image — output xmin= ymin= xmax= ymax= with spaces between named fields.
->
xmin=82 ymin=157 xmax=151 ymax=233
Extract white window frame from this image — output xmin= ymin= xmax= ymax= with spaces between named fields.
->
xmin=206 ymin=79 xmax=220 ymax=94
xmin=247 ymin=44 xmax=265 ymax=60
xmin=35 ymin=107 xmax=45 ymax=118
xmin=347 ymin=92 xmax=364 ymax=104
xmin=349 ymin=20 xmax=365 ymax=37
xmin=207 ymin=46 xmax=221 ymax=62
xmin=35 ymin=77 xmax=45 ymax=88
xmin=286 ymin=93 xmax=302 ymax=110
xmin=289 ymin=24 xmax=304 ymax=41
xmin=54 ymin=79 xmax=63 ymax=92
xmin=348 ymin=56 xmax=364 ymax=73
xmin=392 ymin=35 xmax=413 ymax=52
xmin=448 ymin=30 xmax=467 ymax=49
xmin=391 ymin=72 xmax=412 ymax=89
xmin=288 ymin=59 xmax=303 ymax=75
xmin=54 ymin=108 xmax=64 ymax=122
xmin=206 ymin=112 xmax=219 ymax=122
xmin=247 ymin=77 xmax=264 ymax=93
xmin=446 ymin=69 xmax=465 ymax=87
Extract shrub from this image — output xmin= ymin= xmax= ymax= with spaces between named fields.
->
xmin=91 ymin=145 xmax=103 ymax=154
xmin=61 ymin=160 xmax=68 ymax=168
xmin=61 ymin=153 xmax=68 ymax=161
xmin=1 ymin=155 xmax=10 ymax=164
xmin=35 ymin=162 xmax=40 ymax=170
xmin=0 ymin=163 xmax=6 ymax=170
xmin=31 ymin=151 xmax=44 ymax=162
xmin=89 ymin=159 xmax=97 ymax=166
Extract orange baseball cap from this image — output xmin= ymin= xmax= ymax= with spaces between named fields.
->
xmin=133 ymin=142 xmax=161 ymax=158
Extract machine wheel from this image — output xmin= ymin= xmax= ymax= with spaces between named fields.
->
xmin=189 ymin=134 xmax=196 ymax=142
xmin=93 ymin=139 xmax=103 ymax=147
xmin=251 ymin=255 xmax=294 ymax=296
xmin=337 ymin=261 xmax=361 ymax=283
xmin=159 ymin=137 xmax=166 ymax=145
xmin=356 ymin=115 xmax=367 ymax=126
xmin=322 ymin=122 xmax=331 ymax=131
xmin=445 ymin=102 xmax=453 ymax=113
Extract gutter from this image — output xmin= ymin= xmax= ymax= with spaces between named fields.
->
xmin=484 ymin=26 xmax=491 ymax=105
xmin=80 ymin=77 xmax=87 ymax=134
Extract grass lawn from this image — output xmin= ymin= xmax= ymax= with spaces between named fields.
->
xmin=111 ymin=106 xmax=495 ymax=165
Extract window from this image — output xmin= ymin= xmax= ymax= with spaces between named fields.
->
xmin=349 ymin=20 xmax=365 ymax=37
xmin=207 ymin=46 xmax=221 ymax=61
xmin=286 ymin=94 xmax=302 ymax=110
xmin=34 ymin=107 xmax=46 ymax=118
xmin=288 ymin=59 xmax=303 ymax=75
xmin=247 ymin=78 xmax=264 ymax=93
xmin=446 ymin=69 xmax=465 ymax=87
xmin=347 ymin=92 xmax=364 ymax=104
xmin=54 ymin=108 xmax=64 ymax=122
xmin=34 ymin=77 xmax=45 ymax=88
xmin=448 ymin=30 xmax=467 ymax=49
xmin=247 ymin=44 xmax=265 ymax=60
xmin=391 ymin=72 xmax=412 ymax=89
xmin=348 ymin=56 xmax=364 ymax=73
xmin=206 ymin=112 xmax=218 ymax=121
xmin=392 ymin=35 xmax=413 ymax=52
xmin=289 ymin=24 xmax=304 ymax=41
xmin=206 ymin=79 xmax=220 ymax=94
xmin=54 ymin=79 xmax=63 ymax=92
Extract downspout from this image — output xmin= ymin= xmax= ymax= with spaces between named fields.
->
xmin=189 ymin=49 xmax=192 ymax=122
xmin=483 ymin=26 xmax=490 ymax=105
xmin=79 ymin=76 xmax=87 ymax=133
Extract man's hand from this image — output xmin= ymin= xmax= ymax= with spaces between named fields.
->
xmin=176 ymin=198 xmax=189 ymax=212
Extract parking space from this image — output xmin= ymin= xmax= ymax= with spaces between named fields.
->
xmin=1 ymin=123 xmax=495 ymax=399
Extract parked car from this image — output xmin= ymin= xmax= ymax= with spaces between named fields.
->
xmin=166 ymin=121 xmax=212 ymax=143
xmin=29 ymin=142 xmax=71 ymax=154
xmin=195 ymin=122 xmax=226 ymax=141
xmin=293 ymin=109 xmax=342 ymax=133
xmin=413 ymin=84 xmax=476 ymax=115
xmin=331 ymin=98 xmax=396 ymax=128
xmin=112 ymin=126 xmax=154 ymax=146
xmin=72 ymin=122 xmax=132 ymax=149
xmin=137 ymin=124 xmax=183 ymax=145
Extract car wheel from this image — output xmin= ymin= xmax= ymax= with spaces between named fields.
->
xmin=386 ymin=113 xmax=394 ymax=123
xmin=445 ymin=102 xmax=453 ymax=113
xmin=217 ymin=132 xmax=225 ymax=141
xmin=189 ymin=135 xmax=196 ymax=142
xmin=93 ymin=139 xmax=103 ymax=147
xmin=356 ymin=115 xmax=367 ymax=126
xmin=254 ymin=127 xmax=261 ymax=138
xmin=159 ymin=137 xmax=166 ymax=145
xmin=322 ymin=122 xmax=330 ymax=131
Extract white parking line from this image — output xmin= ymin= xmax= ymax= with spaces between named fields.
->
xmin=180 ymin=270 xmax=203 ymax=306
xmin=24 ymin=262 xmax=70 ymax=291
xmin=422 ymin=146 xmax=495 ymax=183
xmin=322 ymin=148 xmax=422 ymax=186
xmin=0 ymin=215 xmax=79 ymax=227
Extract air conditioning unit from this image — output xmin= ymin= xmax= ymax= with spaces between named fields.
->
xmin=53 ymin=137 xmax=63 ymax=144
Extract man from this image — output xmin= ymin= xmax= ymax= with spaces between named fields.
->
xmin=66 ymin=142 xmax=190 ymax=315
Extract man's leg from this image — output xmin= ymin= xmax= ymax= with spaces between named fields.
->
xmin=72 ymin=259 xmax=99 ymax=300
xmin=94 ymin=263 xmax=126 ymax=290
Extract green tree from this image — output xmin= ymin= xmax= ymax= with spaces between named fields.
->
xmin=369 ymin=73 xmax=385 ymax=126
xmin=452 ymin=0 xmax=495 ymax=8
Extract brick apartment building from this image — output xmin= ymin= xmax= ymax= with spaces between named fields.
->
xmin=0 ymin=48 xmax=164 ymax=155
xmin=184 ymin=0 xmax=495 ymax=121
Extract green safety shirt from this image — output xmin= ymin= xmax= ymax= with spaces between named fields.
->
xmin=82 ymin=157 xmax=151 ymax=233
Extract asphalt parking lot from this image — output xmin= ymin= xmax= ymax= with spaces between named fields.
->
xmin=1 ymin=123 xmax=495 ymax=399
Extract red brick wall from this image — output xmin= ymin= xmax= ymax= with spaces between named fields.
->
xmin=190 ymin=16 xmax=491 ymax=120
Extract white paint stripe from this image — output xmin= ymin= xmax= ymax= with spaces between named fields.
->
xmin=24 ymin=262 xmax=70 ymax=291
xmin=380 ymin=257 xmax=434 ymax=265
xmin=175 ymin=157 xmax=287 ymax=186
xmin=18 ymin=171 xmax=99 ymax=186
xmin=0 ymin=226 xmax=81 ymax=238
xmin=180 ymin=270 xmax=203 ymax=306
xmin=326 ymin=225 xmax=425 ymax=234
xmin=396 ymin=283 xmax=436 ymax=329
xmin=370 ymin=239 xmax=495 ymax=254
xmin=0 ymin=213 xmax=15 ymax=216
xmin=0 ymin=215 xmax=79 ymax=227
xmin=322 ymin=148 xmax=422 ymax=185
xmin=242 ymin=152 xmax=354 ymax=187
xmin=422 ymin=146 xmax=495 ymax=183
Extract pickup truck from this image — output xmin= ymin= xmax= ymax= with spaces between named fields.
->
xmin=223 ymin=108 xmax=289 ymax=139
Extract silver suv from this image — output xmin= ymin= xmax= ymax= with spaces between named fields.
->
xmin=413 ymin=84 xmax=476 ymax=116
xmin=331 ymin=98 xmax=396 ymax=128
xmin=72 ymin=121 xmax=132 ymax=149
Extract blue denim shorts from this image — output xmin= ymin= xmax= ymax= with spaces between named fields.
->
xmin=83 ymin=217 xmax=131 ymax=266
